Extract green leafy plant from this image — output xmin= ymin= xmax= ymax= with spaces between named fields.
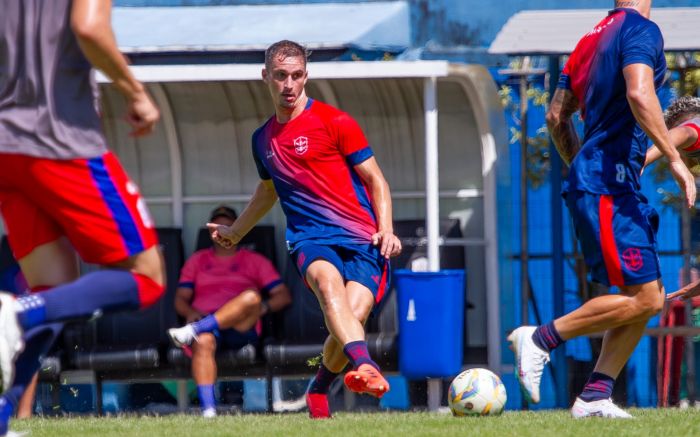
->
xmin=499 ymin=81 xmax=551 ymax=189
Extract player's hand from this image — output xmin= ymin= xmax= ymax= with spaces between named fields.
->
xmin=206 ymin=222 xmax=240 ymax=249
xmin=372 ymin=230 xmax=402 ymax=259
xmin=670 ymin=160 xmax=697 ymax=209
xmin=667 ymin=278 xmax=700 ymax=301
xmin=126 ymin=89 xmax=160 ymax=137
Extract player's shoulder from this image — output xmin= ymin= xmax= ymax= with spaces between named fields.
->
xmin=310 ymin=99 xmax=355 ymax=124
xmin=621 ymin=10 xmax=661 ymax=34
xmin=681 ymin=117 xmax=700 ymax=127
xmin=252 ymin=116 xmax=275 ymax=141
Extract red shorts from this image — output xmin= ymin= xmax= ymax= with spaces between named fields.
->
xmin=0 ymin=152 xmax=158 ymax=264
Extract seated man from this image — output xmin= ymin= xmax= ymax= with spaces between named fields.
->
xmin=168 ymin=206 xmax=291 ymax=417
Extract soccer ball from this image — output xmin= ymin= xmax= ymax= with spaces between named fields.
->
xmin=448 ymin=368 xmax=507 ymax=416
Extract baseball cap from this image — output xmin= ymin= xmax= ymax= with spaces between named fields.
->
xmin=209 ymin=205 xmax=238 ymax=222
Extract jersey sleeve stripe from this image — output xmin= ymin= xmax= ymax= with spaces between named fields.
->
xmin=346 ymin=146 xmax=374 ymax=166
xmin=682 ymin=122 xmax=700 ymax=152
xmin=261 ymin=279 xmax=283 ymax=294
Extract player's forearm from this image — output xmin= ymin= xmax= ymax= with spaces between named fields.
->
xmin=71 ymin=0 xmax=144 ymax=101
xmin=627 ymin=84 xmax=681 ymax=163
xmin=230 ymin=181 xmax=278 ymax=242
xmin=645 ymin=127 xmax=695 ymax=167
xmin=548 ymin=119 xmax=581 ymax=166
xmin=368 ymin=177 xmax=394 ymax=233
xmin=546 ymin=88 xmax=581 ymax=166
xmin=267 ymin=286 xmax=292 ymax=313
xmin=174 ymin=293 xmax=195 ymax=318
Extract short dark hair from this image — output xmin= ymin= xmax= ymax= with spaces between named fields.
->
xmin=209 ymin=205 xmax=238 ymax=222
xmin=265 ymin=40 xmax=310 ymax=70
xmin=664 ymin=96 xmax=700 ymax=129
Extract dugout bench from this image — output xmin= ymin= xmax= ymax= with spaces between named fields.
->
xmin=7 ymin=218 xmax=466 ymax=414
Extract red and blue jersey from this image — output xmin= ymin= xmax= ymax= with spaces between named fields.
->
xmin=252 ymin=99 xmax=377 ymax=250
xmin=559 ymin=8 xmax=666 ymax=194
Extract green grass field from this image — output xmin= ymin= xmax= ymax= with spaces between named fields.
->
xmin=11 ymin=409 xmax=700 ymax=437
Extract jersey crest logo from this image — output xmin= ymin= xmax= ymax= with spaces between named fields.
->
xmin=297 ymin=252 xmax=307 ymax=269
xmin=293 ymin=136 xmax=309 ymax=155
xmin=622 ymin=248 xmax=644 ymax=272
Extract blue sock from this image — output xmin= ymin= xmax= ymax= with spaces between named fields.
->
xmin=0 ymin=322 xmax=63 ymax=434
xmin=192 ymin=315 xmax=219 ymax=335
xmin=308 ymin=364 xmax=339 ymax=394
xmin=532 ymin=321 xmax=564 ymax=352
xmin=343 ymin=341 xmax=379 ymax=370
xmin=197 ymin=384 xmax=216 ymax=411
xmin=15 ymin=270 xmax=141 ymax=330
xmin=0 ymin=395 xmax=13 ymax=436
xmin=579 ymin=372 xmax=615 ymax=402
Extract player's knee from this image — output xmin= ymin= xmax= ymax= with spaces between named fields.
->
xmin=647 ymin=292 xmax=665 ymax=317
xmin=193 ymin=333 xmax=217 ymax=354
xmin=133 ymin=273 xmax=166 ymax=309
xmin=351 ymin=301 xmax=373 ymax=324
xmin=237 ymin=290 xmax=262 ymax=309
xmin=634 ymin=291 xmax=664 ymax=319
xmin=126 ymin=245 xmax=166 ymax=287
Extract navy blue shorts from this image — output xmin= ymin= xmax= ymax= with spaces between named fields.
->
xmin=291 ymin=242 xmax=390 ymax=304
xmin=212 ymin=327 xmax=258 ymax=350
xmin=565 ymin=190 xmax=661 ymax=287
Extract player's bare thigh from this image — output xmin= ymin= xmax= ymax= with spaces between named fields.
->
xmin=305 ymin=259 xmax=346 ymax=302
xmin=345 ymin=281 xmax=375 ymax=323
xmin=18 ymin=237 xmax=79 ymax=288
xmin=19 ymin=238 xmax=164 ymax=288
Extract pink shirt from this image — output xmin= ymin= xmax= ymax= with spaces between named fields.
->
xmin=179 ymin=248 xmax=282 ymax=315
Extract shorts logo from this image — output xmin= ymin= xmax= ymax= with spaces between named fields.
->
xmin=622 ymin=248 xmax=644 ymax=272
xmin=297 ymin=252 xmax=306 ymax=269
xmin=293 ymin=136 xmax=308 ymax=155
xmin=371 ymin=275 xmax=380 ymax=285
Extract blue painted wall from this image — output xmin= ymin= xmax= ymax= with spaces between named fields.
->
xmin=114 ymin=0 xmax=700 ymax=47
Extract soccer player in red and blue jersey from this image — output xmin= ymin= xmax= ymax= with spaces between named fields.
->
xmin=0 ymin=1 xmax=166 ymax=434
xmin=508 ymin=0 xmax=697 ymax=418
xmin=208 ymin=40 xmax=402 ymax=419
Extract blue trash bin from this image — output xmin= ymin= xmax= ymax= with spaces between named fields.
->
xmin=395 ymin=269 xmax=465 ymax=379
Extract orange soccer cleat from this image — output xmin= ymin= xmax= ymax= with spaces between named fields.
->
xmin=343 ymin=364 xmax=390 ymax=398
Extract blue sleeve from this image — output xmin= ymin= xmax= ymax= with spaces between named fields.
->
xmin=346 ymin=146 xmax=374 ymax=166
xmin=621 ymin=21 xmax=664 ymax=69
xmin=251 ymin=129 xmax=271 ymax=180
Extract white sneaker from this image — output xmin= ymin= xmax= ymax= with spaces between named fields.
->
xmin=571 ymin=397 xmax=633 ymax=419
xmin=201 ymin=407 xmax=217 ymax=418
xmin=507 ymin=326 xmax=550 ymax=404
xmin=168 ymin=324 xmax=197 ymax=348
xmin=0 ymin=293 xmax=24 ymax=393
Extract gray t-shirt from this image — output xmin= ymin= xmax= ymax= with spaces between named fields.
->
xmin=0 ymin=0 xmax=107 ymax=159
